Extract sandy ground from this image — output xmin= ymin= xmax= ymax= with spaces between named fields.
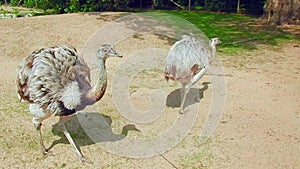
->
xmin=0 ymin=12 xmax=299 ymax=168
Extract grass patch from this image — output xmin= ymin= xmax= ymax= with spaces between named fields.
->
xmin=0 ymin=5 xmax=55 ymax=17
xmin=162 ymin=11 xmax=299 ymax=55
xmin=179 ymin=148 xmax=214 ymax=169
xmin=180 ymin=143 xmax=215 ymax=169
xmin=176 ymin=135 xmax=215 ymax=168
xmin=129 ymin=68 xmax=171 ymax=94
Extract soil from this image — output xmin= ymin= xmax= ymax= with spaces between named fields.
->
xmin=0 ymin=12 xmax=299 ymax=168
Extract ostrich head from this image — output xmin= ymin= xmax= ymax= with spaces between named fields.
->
xmin=97 ymin=45 xmax=123 ymax=60
xmin=209 ymin=38 xmax=222 ymax=47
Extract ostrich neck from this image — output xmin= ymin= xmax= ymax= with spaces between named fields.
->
xmin=210 ymin=44 xmax=217 ymax=57
xmin=87 ymin=58 xmax=107 ymax=103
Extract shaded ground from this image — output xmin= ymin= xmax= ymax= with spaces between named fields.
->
xmin=0 ymin=12 xmax=299 ymax=168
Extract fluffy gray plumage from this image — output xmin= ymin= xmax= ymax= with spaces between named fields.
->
xmin=165 ymin=35 xmax=220 ymax=83
xmin=17 ymin=46 xmax=86 ymax=116
xmin=165 ymin=35 xmax=221 ymax=113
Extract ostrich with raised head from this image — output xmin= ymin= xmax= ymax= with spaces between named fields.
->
xmin=165 ymin=35 xmax=221 ymax=113
xmin=16 ymin=45 xmax=122 ymax=162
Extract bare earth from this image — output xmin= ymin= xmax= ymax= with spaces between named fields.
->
xmin=0 ymin=13 xmax=299 ymax=169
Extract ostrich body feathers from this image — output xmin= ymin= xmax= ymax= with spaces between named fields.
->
xmin=164 ymin=35 xmax=215 ymax=83
xmin=17 ymin=46 xmax=91 ymax=116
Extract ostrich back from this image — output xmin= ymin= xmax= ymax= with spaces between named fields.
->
xmin=17 ymin=46 xmax=91 ymax=116
xmin=165 ymin=35 xmax=213 ymax=83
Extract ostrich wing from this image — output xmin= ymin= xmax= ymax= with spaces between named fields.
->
xmin=17 ymin=46 xmax=90 ymax=115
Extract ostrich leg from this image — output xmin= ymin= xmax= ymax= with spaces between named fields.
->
xmin=34 ymin=122 xmax=49 ymax=155
xmin=30 ymin=104 xmax=51 ymax=155
xmin=180 ymin=82 xmax=190 ymax=114
xmin=180 ymin=68 xmax=207 ymax=113
xmin=189 ymin=68 xmax=207 ymax=86
xmin=60 ymin=116 xmax=84 ymax=163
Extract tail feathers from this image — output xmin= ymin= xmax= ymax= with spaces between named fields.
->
xmin=16 ymin=58 xmax=33 ymax=102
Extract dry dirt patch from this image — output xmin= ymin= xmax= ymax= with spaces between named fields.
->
xmin=0 ymin=12 xmax=299 ymax=168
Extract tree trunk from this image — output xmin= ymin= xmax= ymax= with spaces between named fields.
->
xmin=17 ymin=0 xmax=23 ymax=7
xmin=169 ymin=0 xmax=185 ymax=9
xmin=152 ymin=0 xmax=156 ymax=9
xmin=263 ymin=0 xmax=300 ymax=25
xmin=237 ymin=0 xmax=241 ymax=13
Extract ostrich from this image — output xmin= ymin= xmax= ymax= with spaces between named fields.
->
xmin=16 ymin=45 xmax=122 ymax=162
xmin=165 ymin=35 xmax=221 ymax=113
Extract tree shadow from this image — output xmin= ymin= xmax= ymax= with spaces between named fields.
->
xmin=113 ymin=12 xmax=208 ymax=43
xmin=166 ymin=82 xmax=210 ymax=108
xmin=47 ymin=112 xmax=139 ymax=152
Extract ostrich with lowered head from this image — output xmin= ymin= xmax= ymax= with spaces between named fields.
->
xmin=165 ymin=35 xmax=221 ymax=113
xmin=16 ymin=45 xmax=122 ymax=162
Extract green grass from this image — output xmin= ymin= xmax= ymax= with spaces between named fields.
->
xmin=0 ymin=5 xmax=55 ymax=17
xmin=163 ymin=11 xmax=299 ymax=54
xmin=180 ymin=151 xmax=214 ymax=169
xmin=179 ymin=139 xmax=214 ymax=169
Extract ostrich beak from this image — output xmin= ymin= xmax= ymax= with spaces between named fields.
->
xmin=111 ymin=50 xmax=122 ymax=58
xmin=117 ymin=54 xmax=123 ymax=58
xmin=109 ymin=51 xmax=123 ymax=58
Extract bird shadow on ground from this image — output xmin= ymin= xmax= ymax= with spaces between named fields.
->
xmin=48 ymin=112 xmax=139 ymax=153
xmin=166 ymin=82 xmax=210 ymax=108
